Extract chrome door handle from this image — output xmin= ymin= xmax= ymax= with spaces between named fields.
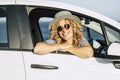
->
xmin=31 ymin=64 xmax=58 ymax=70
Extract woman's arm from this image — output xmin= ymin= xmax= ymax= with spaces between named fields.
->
xmin=34 ymin=42 xmax=58 ymax=54
xmin=63 ymin=44 xmax=94 ymax=58
xmin=34 ymin=42 xmax=93 ymax=58
xmin=33 ymin=42 xmax=72 ymax=55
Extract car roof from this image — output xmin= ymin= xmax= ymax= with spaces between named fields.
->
xmin=0 ymin=0 xmax=120 ymax=30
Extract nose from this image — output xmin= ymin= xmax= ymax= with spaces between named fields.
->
xmin=61 ymin=28 xmax=68 ymax=33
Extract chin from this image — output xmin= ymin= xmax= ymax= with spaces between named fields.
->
xmin=63 ymin=37 xmax=70 ymax=41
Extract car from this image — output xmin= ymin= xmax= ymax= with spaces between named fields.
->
xmin=0 ymin=0 xmax=120 ymax=80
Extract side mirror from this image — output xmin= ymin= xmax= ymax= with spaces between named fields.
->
xmin=106 ymin=42 xmax=120 ymax=69
xmin=107 ymin=42 xmax=120 ymax=61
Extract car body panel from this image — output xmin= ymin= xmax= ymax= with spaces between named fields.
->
xmin=23 ymin=51 xmax=120 ymax=80
xmin=0 ymin=0 xmax=15 ymax=5
xmin=0 ymin=50 xmax=25 ymax=80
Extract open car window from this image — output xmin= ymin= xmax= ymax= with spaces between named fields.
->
xmin=29 ymin=7 xmax=107 ymax=58
xmin=38 ymin=15 xmax=106 ymax=58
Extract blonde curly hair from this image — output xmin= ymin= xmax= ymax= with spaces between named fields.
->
xmin=49 ymin=19 xmax=83 ymax=47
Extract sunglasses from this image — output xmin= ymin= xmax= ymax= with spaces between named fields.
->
xmin=57 ymin=24 xmax=70 ymax=32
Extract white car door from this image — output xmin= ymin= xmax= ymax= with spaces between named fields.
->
xmin=22 ymin=51 xmax=120 ymax=80
xmin=22 ymin=6 xmax=120 ymax=80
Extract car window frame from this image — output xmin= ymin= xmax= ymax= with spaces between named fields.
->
xmin=28 ymin=6 xmax=109 ymax=58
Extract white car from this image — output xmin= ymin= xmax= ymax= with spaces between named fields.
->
xmin=0 ymin=0 xmax=120 ymax=80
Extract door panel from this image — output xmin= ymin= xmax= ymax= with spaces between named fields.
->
xmin=0 ymin=50 xmax=25 ymax=80
xmin=23 ymin=51 xmax=120 ymax=80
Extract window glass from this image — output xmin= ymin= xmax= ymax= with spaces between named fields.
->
xmin=0 ymin=8 xmax=8 ymax=48
xmin=104 ymin=24 xmax=120 ymax=42
xmin=81 ymin=18 xmax=104 ymax=41
xmin=39 ymin=17 xmax=53 ymax=41
xmin=83 ymin=26 xmax=104 ymax=41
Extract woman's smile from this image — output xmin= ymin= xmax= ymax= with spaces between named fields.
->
xmin=62 ymin=30 xmax=70 ymax=38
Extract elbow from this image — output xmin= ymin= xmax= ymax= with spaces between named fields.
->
xmin=34 ymin=47 xmax=47 ymax=55
xmin=33 ymin=43 xmax=46 ymax=55
xmin=87 ymin=52 xmax=93 ymax=58
xmin=33 ymin=45 xmax=40 ymax=54
xmin=84 ymin=53 xmax=93 ymax=59
xmin=33 ymin=46 xmax=39 ymax=54
xmin=86 ymin=48 xmax=94 ymax=58
xmin=82 ymin=47 xmax=94 ymax=58
xmin=33 ymin=43 xmax=39 ymax=53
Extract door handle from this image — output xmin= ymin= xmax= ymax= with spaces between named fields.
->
xmin=31 ymin=64 xmax=58 ymax=70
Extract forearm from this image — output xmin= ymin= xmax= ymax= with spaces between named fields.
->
xmin=34 ymin=42 xmax=59 ymax=54
xmin=34 ymin=42 xmax=72 ymax=54
xmin=34 ymin=42 xmax=93 ymax=58
xmin=65 ymin=46 xmax=94 ymax=58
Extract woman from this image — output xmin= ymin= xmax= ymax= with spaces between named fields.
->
xmin=34 ymin=11 xmax=93 ymax=58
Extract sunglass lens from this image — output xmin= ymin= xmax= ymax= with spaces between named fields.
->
xmin=64 ymin=24 xmax=70 ymax=29
xmin=57 ymin=24 xmax=70 ymax=32
xmin=57 ymin=26 xmax=62 ymax=32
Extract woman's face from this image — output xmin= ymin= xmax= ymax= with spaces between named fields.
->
xmin=57 ymin=19 xmax=73 ymax=41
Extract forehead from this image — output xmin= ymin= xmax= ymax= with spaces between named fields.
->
xmin=57 ymin=19 xmax=70 ymax=25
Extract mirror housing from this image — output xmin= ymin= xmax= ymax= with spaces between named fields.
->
xmin=106 ymin=42 xmax=120 ymax=69
xmin=107 ymin=42 xmax=120 ymax=61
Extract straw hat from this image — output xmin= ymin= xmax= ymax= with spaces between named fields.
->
xmin=49 ymin=11 xmax=81 ymax=30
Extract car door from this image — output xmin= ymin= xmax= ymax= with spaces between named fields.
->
xmin=0 ymin=6 xmax=25 ymax=80
xmin=22 ymin=6 xmax=120 ymax=80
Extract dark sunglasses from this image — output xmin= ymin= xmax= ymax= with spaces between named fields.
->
xmin=57 ymin=24 xmax=70 ymax=32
